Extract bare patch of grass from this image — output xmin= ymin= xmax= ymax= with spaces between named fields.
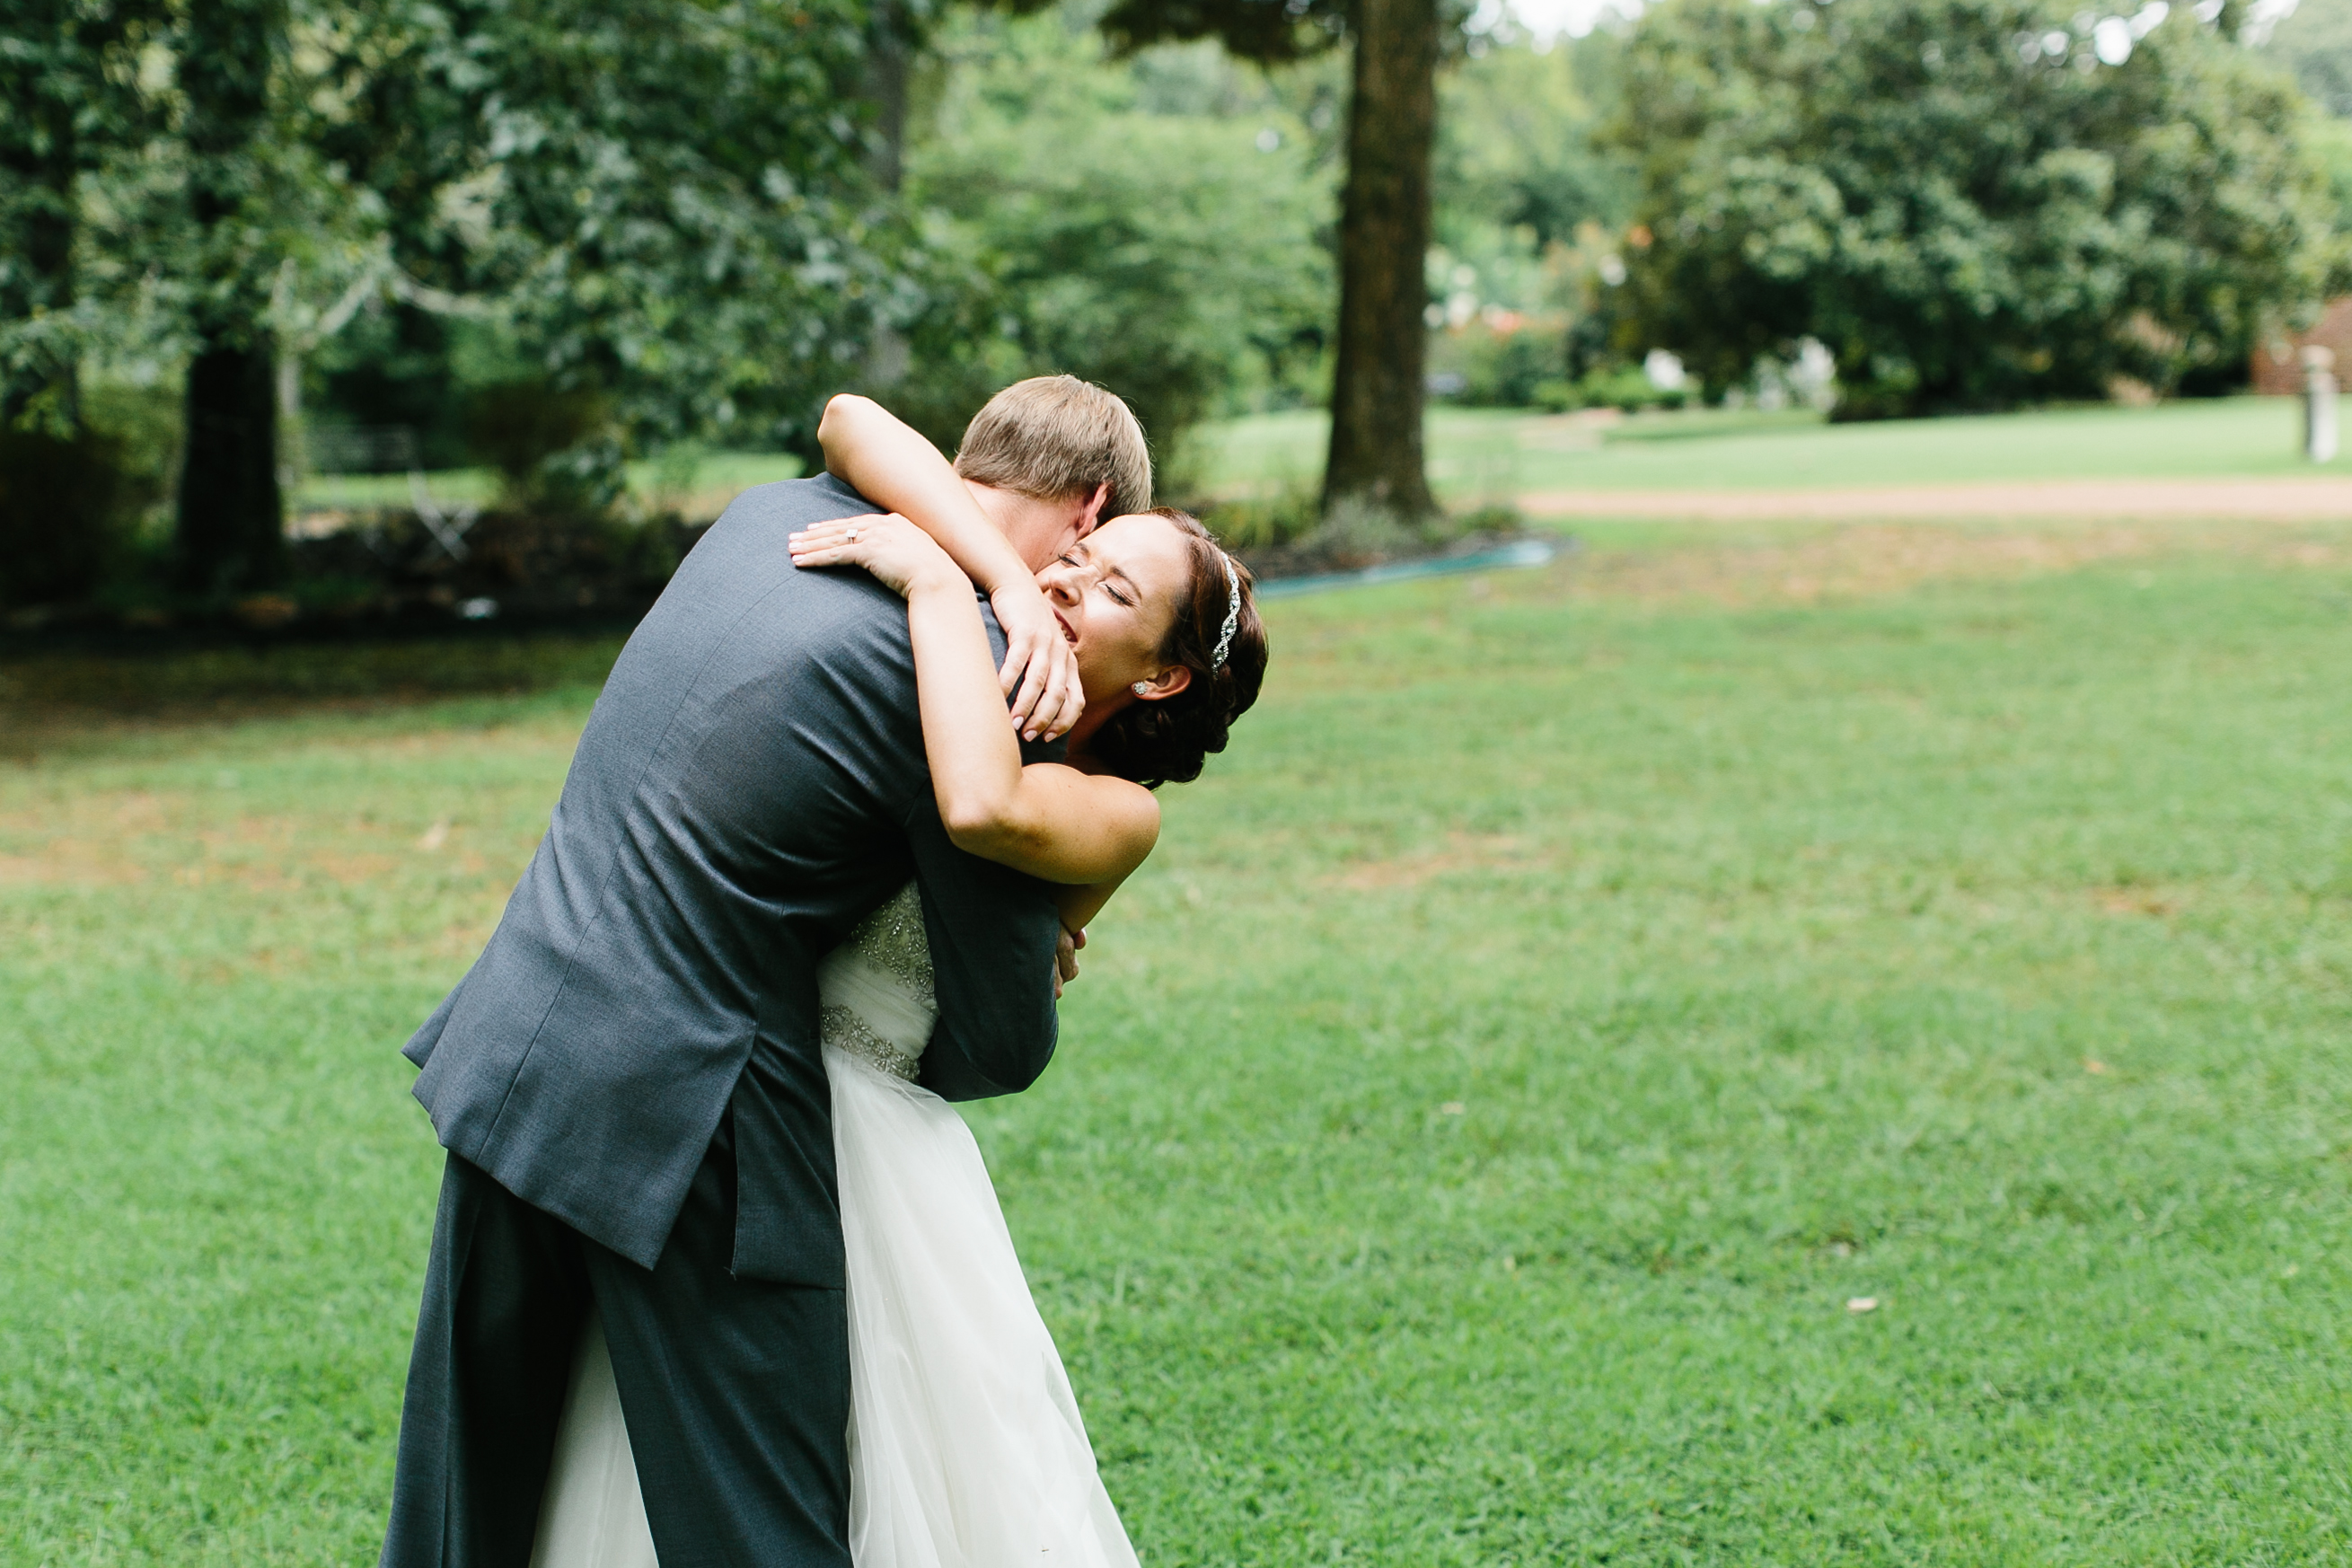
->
xmin=1562 ymin=522 xmax=2167 ymax=605
xmin=1331 ymin=832 xmax=1549 ymax=891
xmin=1481 ymin=516 xmax=2352 ymax=611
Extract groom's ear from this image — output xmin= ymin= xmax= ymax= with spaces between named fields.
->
xmin=1071 ymin=482 xmax=1110 ymax=539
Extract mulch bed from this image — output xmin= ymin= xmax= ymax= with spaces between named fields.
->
xmin=1 ymin=511 xmax=709 ymax=655
xmin=3 ymin=508 xmax=1547 ymax=658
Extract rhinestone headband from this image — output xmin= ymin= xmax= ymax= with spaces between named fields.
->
xmin=1211 ymin=552 xmax=1242 ymax=672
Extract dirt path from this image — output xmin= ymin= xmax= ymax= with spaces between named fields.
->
xmin=1519 ymin=477 xmax=2352 ymax=522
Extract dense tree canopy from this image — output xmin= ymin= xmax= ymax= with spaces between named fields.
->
xmin=1612 ymin=0 xmax=2341 ymax=415
xmin=15 ymin=0 xmax=2348 ymax=604
xmin=891 ymin=13 xmax=1332 ymax=478
xmin=3 ymin=0 xmax=910 ymax=595
xmin=277 ymin=0 xmax=903 ymax=489
xmin=0 ymin=0 xmax=164 ymax=430
xmin=0 ymin=0 xmax=172 ymax=603
xmin=1438 ymin=37 xmax=1632 ymax=258
xmin=449 ymin=0 xmax=892 ymax=442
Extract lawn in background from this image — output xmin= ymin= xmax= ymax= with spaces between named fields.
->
xmin=295 ymin=398 xmax=2330 ymax=527
xmin=1193 ymin=394 xmax=2330 ymax=500
xmin=293 ymin=448 xmax=806 ymax=521
xmin=5 ymin=516 xmax=2352 ymax=1563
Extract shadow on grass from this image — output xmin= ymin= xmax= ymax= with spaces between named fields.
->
xmin=0 ymin=631 xmax=628 ymax=759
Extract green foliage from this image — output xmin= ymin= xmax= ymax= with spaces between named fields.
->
xmin=1439 ymin=40 xmax=1632 ymax=256
xmin=1198 ymin=482 xmax=1424 ymax=556
xmin=1613 ymin=0 xmax=2343 ymax=414
xmin=251 ymin=0 xmax=900 ymax=454
xmin=889 ymin=13 xmax=1333 ymax=475
xmin=80 ymin=377 xmax=182 ymax=521
xmin=1430 ymin=31 xmax=1636 ymax=348
xmin=433 ymin=0 xmax=896 ymax=446
xmin=1429 ymin=319 xmax=1572 ymax=407
xmin=1424 ymin=35 xmax=1638 ymax=409
xmin=9 ymin=529 xmax=2352 ymax=1559
xmin=5 ymin=0 xmax=912 ymax=571
xmin=2298 ymin=111 xmax=2352 ymax=232
xmin=0 ymin=0 xmax=167 ymax=427
xmin=1191 ymin=476 xmax=1322 ymax=550
xmin=305 ymin=305 xmax=477 ymax=471
xmin=1097 ymin=0 xmax=1351 ymax=66
xmin=1535 ymin=360 xmax=1690 ymax=412
xmin=0 ymin=384 xmax=168 ymax=610
xmin=462 ymin=380 xmax=621 ymax=515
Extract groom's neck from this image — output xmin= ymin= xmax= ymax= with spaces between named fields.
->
xmin=965 ymin=481 xmax=1072 ymax=575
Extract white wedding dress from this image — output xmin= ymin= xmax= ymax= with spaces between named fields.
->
xmin=529 ymin=884 xmax=1141 ymax=1568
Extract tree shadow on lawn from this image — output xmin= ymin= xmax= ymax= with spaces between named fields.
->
xmin=0 ymin=631 xmax=629 ymax=762
xmin=4 ymin=515 xmax=2340 ymax=763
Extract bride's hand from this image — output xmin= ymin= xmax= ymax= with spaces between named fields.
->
xmin=793 ymin=514 xmax=1084 ymax=744
xmin=788 ymin=513 xmax=964 ymax=598
xmin=988 ymin=580 xmax=1083 ymax=744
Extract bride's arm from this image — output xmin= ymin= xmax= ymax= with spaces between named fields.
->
xmin=1049 ymin=878 xmax=1126 ymax=998
xmin=788 ymin=514 xmax=1159 ymax=886
xmin=817 ymin=393 xmax=1082 ymax=742
xmin=1055 ymin=878 xmax=1125 ymax=934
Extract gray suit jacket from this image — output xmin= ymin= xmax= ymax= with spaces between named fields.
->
xmin=403 ymin=475 xmax=1061 ymax=1277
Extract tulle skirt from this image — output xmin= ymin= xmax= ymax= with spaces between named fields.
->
xmin=530 ymin=1312 xmax=658 ymax=1568
xmin=529 ymin=1045 xmax=1138 ymax=1568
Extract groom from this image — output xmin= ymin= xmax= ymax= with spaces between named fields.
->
xmin=379 ymin=375 xmax=1154 ymax=1567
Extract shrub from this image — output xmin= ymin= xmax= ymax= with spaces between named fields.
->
xmin=1199 ymin=486 xmax=1526 ymax=578
xmin=1194 ymin=479 xmax=1324 ymax=551
xmin=0 ymin=428 xmax=131 ymax=607
xmin=1428 ymin=319 xmax=1572 ymax=408
xmin=464 ymin=381 xmax=623 ymax=517
xmin=1534 ymin=366 xmax=1690 ymax=413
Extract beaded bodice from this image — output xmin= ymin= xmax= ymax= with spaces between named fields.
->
xmin=818 ymin=883 xmax=937 ymax=1081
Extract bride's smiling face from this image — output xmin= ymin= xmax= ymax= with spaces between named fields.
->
xmin=1035 ymin=513 xmax=1197 ymax=709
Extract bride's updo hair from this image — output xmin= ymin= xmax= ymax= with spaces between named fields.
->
xmin=1091 ymin=508 xmax=1268 ymax=790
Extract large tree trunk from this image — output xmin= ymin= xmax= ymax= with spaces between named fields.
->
xmin=1322 ymin=0 xmax=1440 ymax=521
xmin=171 ymin=0 xmax=286 ymax=594
xmin=176 ymin=344 xmax=284 ymax=593
xmin=860 ymin=0 xmax=913 ymax=193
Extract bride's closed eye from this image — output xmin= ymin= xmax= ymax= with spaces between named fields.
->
xmin=1056 ymin=551 xmax=1137 ymax=608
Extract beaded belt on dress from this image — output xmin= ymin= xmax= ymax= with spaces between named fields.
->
xmin=822 ymin=1004 xmax=921 ymax=1081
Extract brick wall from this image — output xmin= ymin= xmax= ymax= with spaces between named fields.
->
xmin=2252 ymin=298 xmax=2352 ymax=394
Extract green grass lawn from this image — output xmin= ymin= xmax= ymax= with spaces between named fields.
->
xmin=297 ymin=398 xmax=2328 ymax=526
xmin=294 ymin=449 xmax=806 ymax=519
xmin=1191 ymin=396 xmax=2335 ymax=499
xmin=6 ymin=517 xmax=2352 ymax=1564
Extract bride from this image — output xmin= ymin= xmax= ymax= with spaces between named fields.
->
xmin=526 ymin=395 xmax=1269 ymax=1568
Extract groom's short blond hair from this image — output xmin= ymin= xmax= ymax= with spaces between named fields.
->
xmin=953 ymin=376 xmax=1152 ymax=521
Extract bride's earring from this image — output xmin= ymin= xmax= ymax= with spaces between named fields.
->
xmin=1131 ymin=682 xmax=1152 ymax=696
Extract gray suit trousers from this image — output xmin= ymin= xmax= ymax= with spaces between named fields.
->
xmin=379 ymin=1037 xmax=852 ymax=1568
